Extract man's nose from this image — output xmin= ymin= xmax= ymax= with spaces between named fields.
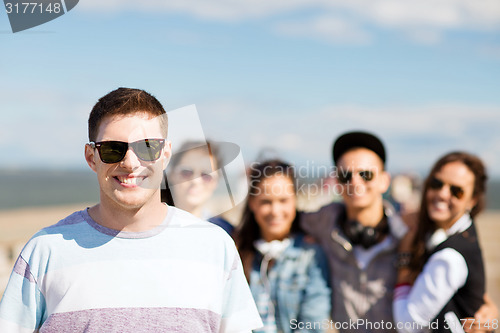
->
xmin=120 ymin=148 xmax=142 ymax=170
xmin=350 ymin=172 xmax=365 ymax=185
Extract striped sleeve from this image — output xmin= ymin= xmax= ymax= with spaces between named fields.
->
xmin=0 ymin=254 xmax=46 ymax=332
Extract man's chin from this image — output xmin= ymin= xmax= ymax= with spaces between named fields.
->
xmin=344 ymin=193 xmax=367 ymax=202
xmin=113 ymin=192 xmax=158 ymax=209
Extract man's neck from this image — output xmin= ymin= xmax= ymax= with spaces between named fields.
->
xmin=345 ymin=200 xmax=385 ymax=227
xmin=89 ymin=196 xmax=168 ymax=233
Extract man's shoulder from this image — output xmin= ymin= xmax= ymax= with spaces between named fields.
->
xmin=302 ymin=201 xmax=344 ymax=221
xmin=300 ymin=201 xmax=344 ymax=238
xmin=51 ymin=210 xmax=87 ymax=227
xmin=30 ymin=210 xmax=87 ymax=238
xmin=318 ymin=201 xmax=344 ymax=214
xmin=19 ymin=210 xmax=88 ymax=260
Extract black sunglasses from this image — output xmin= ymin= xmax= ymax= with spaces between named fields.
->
xmin=177 ymin=167 xmax=214 ymax=183
xmin=89 ymin=139 xmax=165 ymax=164
xmin=337 ymin=170 xmax=374 ymax=184
xmin=429 ymin=177 xmax=465 ymax=199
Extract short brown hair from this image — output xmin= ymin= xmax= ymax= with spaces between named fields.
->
xmin=88 ymin=87 xmax=168 ymax=142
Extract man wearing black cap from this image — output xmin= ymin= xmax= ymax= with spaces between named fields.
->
xmin=301 ymin=131 xmax=496 ymax=333
xmin=301 ymin=131 xmax=405 ymax=332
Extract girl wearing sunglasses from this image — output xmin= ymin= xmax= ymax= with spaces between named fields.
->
xmin=394 ymin=152 xmax=491 ymax=332
xmin=234 ymin=160 xmax=331 ymax=333
xmin=161 ymin=140 xmax=234 ymax=234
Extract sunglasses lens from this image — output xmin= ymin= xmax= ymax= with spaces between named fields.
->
xmin=95 ymin=139 xmax=164 ymax=163
xmin=429 ymin=177 xmax=444 ymax=190
xmin=338 ymin=171 xmax=374 ymax=183
xmin=359 ymin=171 xmax=374 ymax=181
xmin=179 ymin=168 xmax=195 ymax=179
xmin=450 ymin=186 xmax=465 ymax=199
xmin=429 ymin=177 xmax=464 ymax=199
xmin=132 ymin=139 xmax=165 ymax=161
xmin=178 ymin=169 xmax=213 ymax=183
xmin=201 ymin=173 xmax=214 ymax=183
xmin=99 ymin=141 xmax=127 ymax=163
xmin=337 ymin=171 xmax=352 ymax=184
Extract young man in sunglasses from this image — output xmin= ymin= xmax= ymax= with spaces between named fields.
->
xmin=0 ymin=88 xmax=262 ymax=332
xmin=301 ymin=131 xmax=497 ymax=333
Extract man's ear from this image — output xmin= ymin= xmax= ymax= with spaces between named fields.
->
xmin=162 ymin=141 xmax=172 ymax=170
xmin=85 ymin=144 xmax=97 ymax=173
xmin=379 ymin=171 xmax=391 ymax=194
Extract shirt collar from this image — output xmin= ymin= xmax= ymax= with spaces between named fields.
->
xmin=426 ymin=213 xmax=472 ymax=250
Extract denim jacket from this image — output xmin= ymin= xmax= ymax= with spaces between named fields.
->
xmin=249 ymin=233 xmax=331 ymax=333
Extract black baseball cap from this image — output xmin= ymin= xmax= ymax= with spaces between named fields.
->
xmin=333 ymin=131 xmax=386 ymax=166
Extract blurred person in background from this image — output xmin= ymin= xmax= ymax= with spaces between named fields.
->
xmin=394 ymin=152 xmax=496 ymax=333
xmin=235 ymin=160 xmax=331 ymax=333
xmin=388 ymin=173 xmax=422 ymax=215
xmin=161 ymin=140 xmax=234 ymax=234
xmin=301 ymin=131 xmax=496 ymax=333
xmin=302 ymin=131 xmax=404 ymax=332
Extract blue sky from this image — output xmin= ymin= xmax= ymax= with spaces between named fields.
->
xmin=1 ymin=0 xmax=499 ymax=177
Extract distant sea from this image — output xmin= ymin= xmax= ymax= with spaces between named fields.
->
xmin=1 ymin=169 xmax=499 ymax=210
xmin=0 ymin=169 xmax=99 ymax=210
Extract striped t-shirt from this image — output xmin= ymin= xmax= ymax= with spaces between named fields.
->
xmin=0 ymin=207 xmax=262 ymax=332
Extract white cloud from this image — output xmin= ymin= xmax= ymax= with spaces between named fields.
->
xmin=79 ymin=0 xmax=500 ymax=45
xmin=366 ymin=0 xmax=463 ymax=28
xmin=196 ymin=100 xmax=500 ymax=175
xmin=274 ymin=15 xmax=372 ymax=45
xmin=78 ymin=0 xmax=312 ymax=21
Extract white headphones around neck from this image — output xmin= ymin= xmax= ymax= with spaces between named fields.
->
xmin=254 ymin=238 xmax=291 ymax=259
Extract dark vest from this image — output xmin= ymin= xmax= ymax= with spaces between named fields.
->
xmin=429 ymin=222 xmax=485 ymax=333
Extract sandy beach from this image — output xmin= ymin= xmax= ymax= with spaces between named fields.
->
xmin=1 ymin=204 xmax=499 ymax=308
